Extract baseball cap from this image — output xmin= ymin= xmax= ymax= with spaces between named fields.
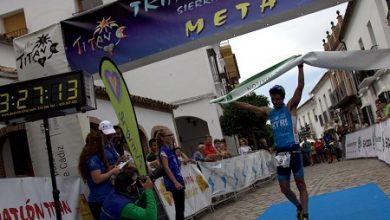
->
xmin=99 ymin=120 xmax=116 ymax=135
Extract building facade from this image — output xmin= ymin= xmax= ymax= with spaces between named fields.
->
xmin=323 ymin=0 xmax=390 ymax=129
xmin=297 ymin=71 xmax=335 ymax=139
xmin=0 ymin=0 xmax=241 ymax=176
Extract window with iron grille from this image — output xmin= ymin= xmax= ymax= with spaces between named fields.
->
xmin=77 ymin=0 xmax=103 ymax=13
xmin=2 ymin=11 xmax=28 ymax=39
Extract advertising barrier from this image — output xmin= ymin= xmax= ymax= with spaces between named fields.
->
xmin=345 ymin=120 xmax=390 ymax=165
xmin=0 ymin=176 xmax=81 ymax=220
xmin=198 ymin=150 xmax=275 ymax=197
xmin=155 ymin=150 xmax=275 ymax=219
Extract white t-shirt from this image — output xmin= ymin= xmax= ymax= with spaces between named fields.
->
xmin=238 ymin=146 xmax=252 ymax=155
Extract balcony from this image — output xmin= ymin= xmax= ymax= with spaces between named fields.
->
xmin=2 ymin=28 xmax=28 ymax=41
xmin=330 ymin=79 xmax=358 ymax=109
xmin=298 ymin=123 xmax=314 ymax=139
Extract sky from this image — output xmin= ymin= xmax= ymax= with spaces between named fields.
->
xmin=228 ymin=2 xmax=348 ymax=106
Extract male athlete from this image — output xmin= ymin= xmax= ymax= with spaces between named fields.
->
xmin=235 ymin=64 xmax=308 ymax=220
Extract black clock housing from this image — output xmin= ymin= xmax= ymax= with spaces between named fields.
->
xmin=0 ymin=70 xmax=96 ymax=124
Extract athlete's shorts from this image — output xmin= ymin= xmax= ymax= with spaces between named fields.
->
xmin=276 ymin=145 xmax=304 ymax=182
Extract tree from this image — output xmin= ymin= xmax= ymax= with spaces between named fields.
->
xmin=219 ymin=93 xmax=273 ymax=148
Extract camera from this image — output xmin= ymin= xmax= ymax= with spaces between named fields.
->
xmin=148 ymin=165 xmax=165 ymax=181
xmin=135 ymin=165 xmax=165 ymax=187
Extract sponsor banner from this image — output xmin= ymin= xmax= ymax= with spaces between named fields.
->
xmin=99 ymin=58 xmax=147 ymax=175
xmin=345 ymin=120 xmax=390 ymax=165
xmin=198 ymin=150 xmax=275 ymax=196
xmin=0 ymin=176 xmax=81 ymax=220
xmin=382 ymin=120 xmax=390 ymax=165
xmin=374 ymin=123 xmax=385 ymax=161
xmin=61 ymin=0 xmax=349 ymax=74
xmin=13 ymin=23 xmax=70 ymax=80
xmin=26 ymin=115 xmax=86 ymax=177
xmin=155 ymin=164 xmax=211 ymax=219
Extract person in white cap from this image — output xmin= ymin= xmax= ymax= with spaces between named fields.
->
xmin=99 ymin=120 xmax=121 ymax=168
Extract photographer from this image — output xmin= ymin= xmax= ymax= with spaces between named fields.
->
xmin=100 ymin=167 xmax=157 ymax=220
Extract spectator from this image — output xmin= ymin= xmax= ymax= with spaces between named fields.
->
xmin=146 ymin=138 xmax=160 ymax=169
xmin=113 ymin=125 xmax=125 ymax=156
xmin=258 ymin=138 xmax=269 ymax=151
xmin=376 ymin=98 xmax=389 ymax=122
xmin=314 ymin=138 xmax=325 ymax=163
xmin=214 ymin=139 xmax=222 ymax=151
xmin=100 ymin=167 xmax=157 ymax=220
xmin=238 ymin=138 xmax=252 ymax=155
xmin=302 ymin=138 xmax=313 ymax=166
xmin=156 ymin=128 xmax=185 ymax=220
xmin=174 ymin=146 xmax=195 ymax=165
xmin=78 ymin=130 xmax=121 ymax=219
xmin=203 ymin=135 xmax=221 ymax=161
xmin=113 ymin=125 xmax=134 ymax=164
xmin=99 ymin=120 xmax=124 ymax=168
xmin=219 ymin=139 xmax=232 ymax=158
xmin=193 ymin=144 xmax=215 ymax=162
xmin=193 ymin=144 xmax=206 ymax=162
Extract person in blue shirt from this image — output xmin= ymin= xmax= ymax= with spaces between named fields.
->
xmin=99 ymin=120 xmax=123 ymax=168
xmin=78 ymin=130 xmax=121 ymax=219
xmin=235 ymin=64 xmax=308 ymax=220
xmin=156 ymin=128 xmax=185 ymax=220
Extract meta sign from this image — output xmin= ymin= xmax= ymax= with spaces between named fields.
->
xmin=61 ymin=0 xmax=349 ymax=74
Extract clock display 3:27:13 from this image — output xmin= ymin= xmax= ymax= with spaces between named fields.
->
xmin=0 ymin=79 xmax=79 ymax=114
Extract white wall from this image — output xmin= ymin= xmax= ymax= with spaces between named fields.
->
xmin=2 ymin=139 xmax=15 ymax=177
xmin=174 ymin=98 xmax=224 ymax=139
xmin=0 ymin=44 xmax=15 ymax=68
xmin=0 ymin=0 xmax=75 ymax=34
xmin=88 ymin=99 xmax=177 ymax=141
xmin=344 ymin=0 xmax=390 ymax=50
xmin=297 ymin=98 xmax=316 ymax=137
xmin=123 ymin=47 xmax=218 ymax=103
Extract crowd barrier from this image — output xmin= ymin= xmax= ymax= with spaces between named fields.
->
xmin=345 ymin=119 xmax=390 ymax=165
xmin=0 ymin=176 xmax=82 ymax=220
xmin=155 ymin=150 xmax=276 ymax=219
xmin=0 ymin=150 xmax=276 ymax=220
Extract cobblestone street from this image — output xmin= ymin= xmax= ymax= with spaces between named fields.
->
xmin=199 ymin=159 xmax=390 ymax=220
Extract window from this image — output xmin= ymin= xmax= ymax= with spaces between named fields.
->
xmin=2 ymin=11 xmax=27 ymax=39
xmin=76 ymin=0 xmax=103 ymax=13
xmin=386 ymin=0 xmax=390 ymax=25
xmin=358 ymin=38 xmax=365 ymax=50
xmin=319 ymin=115 xmax=324 ymax=126
xmin=362 ymin=105 xmax=375 ymax=125
xmin=207 ymin=49 xmax=221 ymax=82
xmin=313 ymin=109 xmax=318 ymax=122
xmin=323 ymin=111 xmax=329 ymax=124
xmin=367 ymin=21 xmax=378 ymax=49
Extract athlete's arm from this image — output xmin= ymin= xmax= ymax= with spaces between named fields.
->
xmin=287 ymin=64 xmax=304 ymax=113
xmin=234 ymin=101 xmax=271 ymax=118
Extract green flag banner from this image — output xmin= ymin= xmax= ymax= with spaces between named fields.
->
xmin=210 ymin=55 xmax=301 ymax=104
xmin=210 ymin=49 xmax=390 ymax=104
xmin=99 ymin=58 xmax=147 ymax=175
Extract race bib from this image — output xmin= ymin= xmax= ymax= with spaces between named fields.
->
xmin=274 ymin=152 xmax=291 ymax=168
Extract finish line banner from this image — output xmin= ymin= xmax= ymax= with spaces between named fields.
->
xmin=210 ymin=49 xmax=390 ymax=104
xmin=61 ymin=0 xmax=348 ymax=74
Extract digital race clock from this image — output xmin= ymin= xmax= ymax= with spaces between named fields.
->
xmin=0 ymin=70 xmax=96 ymax=124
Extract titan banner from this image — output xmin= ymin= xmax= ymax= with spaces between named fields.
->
xmin=99 ymin=57 xmax=147 ymax=175
xmin=61 ymin=0 xmax=349 ymax=74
